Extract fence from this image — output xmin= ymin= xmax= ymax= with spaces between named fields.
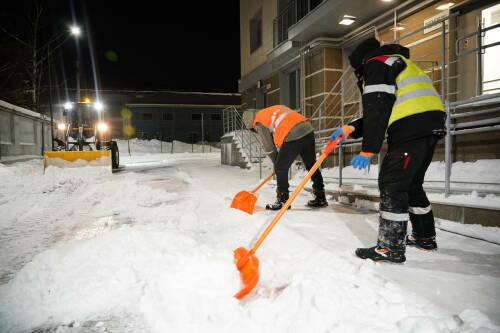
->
xmin=0 ymin=100 xmax=52 ymax=162
xmin=119 ymin=138 xmax=220 ymax=157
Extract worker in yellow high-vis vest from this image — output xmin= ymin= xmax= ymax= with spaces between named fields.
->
xmin=330 ymin=38 xmax=446 ymax=263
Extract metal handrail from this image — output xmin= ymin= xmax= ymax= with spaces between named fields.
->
xmin=455 ymin=22 xmax=500 ymax=57
xmin=222 ymin=106 xmax=266 ymax=170
xmin=444 ymin=93 xmax=500 ymax=196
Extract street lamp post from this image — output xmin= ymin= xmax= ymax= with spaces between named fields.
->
xmin=70 ymin=25 xmax=81 ymax=102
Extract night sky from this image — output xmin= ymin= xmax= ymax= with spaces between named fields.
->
xmin=2 ymin=1 xmax=241 ymax=93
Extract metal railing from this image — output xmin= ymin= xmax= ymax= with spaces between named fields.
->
xmin=445 ymin=92 xmax=500 ymax=196
xmin=273 ymin=0 xmax=323 ymax=46
xmin=308 ymin=12 xmax=500 ymax=196
xmin=222 ymin=106 xmax=266 ymax=174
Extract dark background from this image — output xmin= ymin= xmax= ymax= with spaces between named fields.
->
xmin=1 ymin=0 xmax=241 ymax=101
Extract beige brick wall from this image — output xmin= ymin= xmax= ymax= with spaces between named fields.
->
xmin=240 ymin=0 xmax=277 ymax=77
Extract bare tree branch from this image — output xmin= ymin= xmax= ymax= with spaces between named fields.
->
xmin=0 ymin=26 xmax=29 ymax=47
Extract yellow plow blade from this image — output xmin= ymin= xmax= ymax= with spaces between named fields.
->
xmin=43 ymin=151 xmax=111 ymax=169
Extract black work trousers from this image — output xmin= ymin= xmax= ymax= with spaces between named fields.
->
xmin=377 ymin=135 xmax=440 ymax=251
xmin=275 ymin=132 xmax=324 ymax=194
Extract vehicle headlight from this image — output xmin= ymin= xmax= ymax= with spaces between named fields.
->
xmin=57 ymin=123 xmax=66 ymax=130
xmin=64 ymin=102 xmax=73 ymax=110
xmin=94 ymin=101 xmax=104 ymax=111
xmin=97 ymin=122 xmax=109 ymax=132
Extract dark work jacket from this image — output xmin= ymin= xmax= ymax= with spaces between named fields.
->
xmin=349 ymin=44 xmax=446 ymax=153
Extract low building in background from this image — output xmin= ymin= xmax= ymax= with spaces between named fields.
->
xmin=124 ymin=91 xmax=240 ymax=143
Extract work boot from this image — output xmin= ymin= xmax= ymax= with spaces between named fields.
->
xmin=406 ymin=235 xmax=437 ymax=251
xmin=355 ymin=246 xmax=406 ymax=264
xmin=307 ymin=189 xmax=328 ymax=208
xmin=266 ymin=191 xmax=290 ymax=210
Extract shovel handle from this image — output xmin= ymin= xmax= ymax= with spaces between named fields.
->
xmin=251 ymin=172 xmax=275 ymax=193
xmin=250 ymin=136 xmax=342 ymax=253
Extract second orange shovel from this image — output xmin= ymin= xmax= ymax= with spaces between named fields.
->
xmin=230 ymin=172 xmax=275 ymax=214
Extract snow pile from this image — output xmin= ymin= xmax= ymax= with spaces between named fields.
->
xmin=320 ymin=159 xmax=500 ymax=184
xmin=306 ymin=159 xmax=500 ymax=209
xmin=116 ymin=138 xmax=220 ymax=155
xmin=425 ymin=160 xmax=500 ymax=183
xmin=0 ymin=225 xmax=240 ymax=332
xmin=1 ymin=156 xmax=499 ymax=332
xmin=436 ymin=219 xmax=500 ymax=245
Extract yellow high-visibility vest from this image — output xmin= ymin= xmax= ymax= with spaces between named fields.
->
xmin=388 ymin=54 xmax=444 ymax=127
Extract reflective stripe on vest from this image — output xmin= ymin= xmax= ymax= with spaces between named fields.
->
xmin=253 ymin=105 xmax=308 ymax=147
xmin=272 ymin=110 xmax=295 ymax=132
xmin=270 ymin=106 xmax=291 ymax=132
xmin=388 ymin=54 xmax=444 ymax=127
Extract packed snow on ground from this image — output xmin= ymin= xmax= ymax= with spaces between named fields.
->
xmin=0 ymin=150 xmax=499 ymax=332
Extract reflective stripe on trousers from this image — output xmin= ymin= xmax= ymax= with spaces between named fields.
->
xmin=380 ymin=210 xmax=409 ymax=221
xmin=408 ymin=205 xmax=432 ymax=215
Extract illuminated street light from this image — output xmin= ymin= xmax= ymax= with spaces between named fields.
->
xmin=70 ymin=25 xmax=81 ymax=37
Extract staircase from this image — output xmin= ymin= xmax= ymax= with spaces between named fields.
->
xmin=221 ymin=107 xmax=267 ymax=169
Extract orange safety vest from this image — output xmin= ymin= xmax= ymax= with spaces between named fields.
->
xmin=253 ymin=105 xmax=308 ymax=147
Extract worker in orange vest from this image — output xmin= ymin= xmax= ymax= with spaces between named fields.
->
xmin=253 ymin=105 xmax=326 ymax=210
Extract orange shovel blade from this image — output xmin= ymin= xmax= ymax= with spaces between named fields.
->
xmin=230 ymin=191 xmax=258 ymax=215
xmin=233 ymin=247 xmax=260 ymax=299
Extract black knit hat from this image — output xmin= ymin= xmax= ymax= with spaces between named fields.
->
xmin=348 ymin=38 xmax=381 ymax=69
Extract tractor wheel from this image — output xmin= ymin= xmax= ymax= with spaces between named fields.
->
xmin=111 ymin=141 xmax=120 ymax=169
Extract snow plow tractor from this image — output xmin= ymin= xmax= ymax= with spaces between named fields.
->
xmin=43 ymin=100 xmax=119 ymax=170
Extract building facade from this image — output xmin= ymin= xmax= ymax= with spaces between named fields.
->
xmin=239 ymin=0 xmax=500 ymax=162
xmin=127 ymin=104 xmax=227 ymax=143
xmin=42 ymin=90 xmax=241 ymax=143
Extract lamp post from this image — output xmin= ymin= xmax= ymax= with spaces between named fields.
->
xmin=70 ymin=25 xmax=81 ymax=102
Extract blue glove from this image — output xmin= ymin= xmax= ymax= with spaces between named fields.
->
xmin=351 ymin=152 xmax=376 ymax=169
xmin=330 ymin=125 xmax=354 ymax=143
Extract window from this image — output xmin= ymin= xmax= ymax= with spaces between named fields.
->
xmin=482 ymin=3 xmax=500 ymax=94
xmin=142 ymin=113 xmax=153 ymax=120
xmin=162 ymin=112 xmax=173 ymax=120
xmin=191 ymin=113 xmax=202 ymax=121
xmin=211 ymin=114 xmax=221 ymax=121
xmin=250 ymin=8 xmax=262 ymax=53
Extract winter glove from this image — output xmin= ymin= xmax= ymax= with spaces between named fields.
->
xmin=351 ymin=152 xmax=376 ymax=170
xmin=330 ymin=125 xmax=354 ymax=143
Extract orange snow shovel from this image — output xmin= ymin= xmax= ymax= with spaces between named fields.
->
xmin=230 ymin=172 xmax=275 ymax=214
xmin=233 ymin=136 xmax=343 ymax=299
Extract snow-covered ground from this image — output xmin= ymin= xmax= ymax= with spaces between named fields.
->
xmin=0 ymin=142 xmax=499 ymax=332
